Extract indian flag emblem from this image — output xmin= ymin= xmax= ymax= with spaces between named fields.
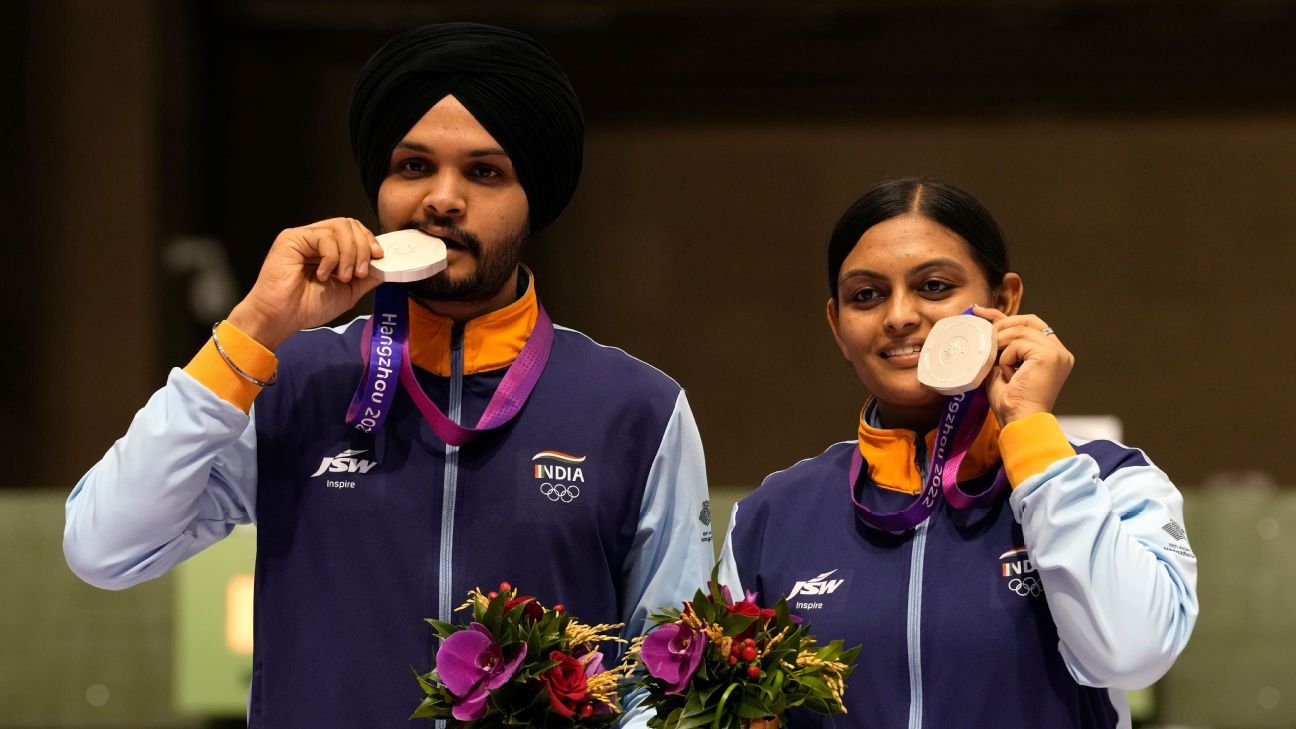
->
xmin=532 ymin=450 xmax=586 ymax=464
xmin=532 ymin=451 xmax=588 ymax=482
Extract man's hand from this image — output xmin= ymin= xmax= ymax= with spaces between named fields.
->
xmin=227 ymin=218 xmax=386 ymax=351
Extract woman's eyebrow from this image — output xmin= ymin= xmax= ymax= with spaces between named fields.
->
xmin=909 ymin=258 xmax=967 ymax=276
xmin=839 ymin=258 xmax=967 ymax=284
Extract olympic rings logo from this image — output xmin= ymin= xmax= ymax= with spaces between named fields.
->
xmin=1008 ymin=577 xmax=1042 ymax=598
xmin=540 ymin=482 xmax=581 ymax=503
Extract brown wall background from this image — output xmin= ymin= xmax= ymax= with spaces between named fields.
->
xmin=547 ymin=116 xmax=1296 ymax=485
xmin=6 ymin=0 xmax=1296 ymax=489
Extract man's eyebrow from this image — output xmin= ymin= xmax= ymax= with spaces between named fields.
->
xmin=393 ymin=141 xmax=509 ymax=159
xmin=395 ymin=141 xmax=432 ymax=153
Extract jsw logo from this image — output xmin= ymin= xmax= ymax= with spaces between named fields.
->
xmin=310 ymin=449 xmax=379 ymax=478
xmin=788 ymin=570 xmax=845 ymax=598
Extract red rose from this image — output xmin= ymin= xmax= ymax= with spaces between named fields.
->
xmin=541 ymin=651 xmax=588 ymax=717
xmin=727 ymin=601 xmax=761 ymax=618
xmin=504 ymin=596 xmax=544 ymax=621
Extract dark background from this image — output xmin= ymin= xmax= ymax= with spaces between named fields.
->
xmin=6 ymin=0 xmax=1296 ymax=490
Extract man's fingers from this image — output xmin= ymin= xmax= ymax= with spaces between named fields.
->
xmin=347 ymin=218 xmax=376 ymax=277
xmin=325 ymin=219 xmax=357 ymax=282
xmin=313 ymin=229 xmax=340 ymax=281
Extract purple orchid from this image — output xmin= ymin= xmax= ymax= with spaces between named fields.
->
xmin=642 ymin=623 xmax=707 ymax=694
xmin=578 ymin=651 xmax=614 ymax=715
xmin=579 ymin=650 xmax=606 ymax=678
xmin=435 ymin=623 xmax=527 ymax=720
xmin=707 ymin=581 xmax=734 ymax=605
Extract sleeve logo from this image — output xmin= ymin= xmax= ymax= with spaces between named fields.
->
xmin=1162 ymin=520 xmax=1187 ymax=541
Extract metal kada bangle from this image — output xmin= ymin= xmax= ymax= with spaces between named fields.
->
xmin=211 ymin=321 xmax=278 ymax=387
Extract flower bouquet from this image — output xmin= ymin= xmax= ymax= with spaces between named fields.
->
xmin=413 ymin=582 xmax=633 ymax=726
xmin=629 ymin=570 xmax=859 ymax=729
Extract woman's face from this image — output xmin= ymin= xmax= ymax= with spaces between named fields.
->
xmin=827 ymin=214 xmax=1021 ymax=428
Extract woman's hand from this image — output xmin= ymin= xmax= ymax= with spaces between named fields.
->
xmin=972 ymin=305 xmax=1074 ymax=426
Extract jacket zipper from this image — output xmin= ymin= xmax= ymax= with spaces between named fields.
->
xmin=438 ymin=324 xmax=465 ymax=626
xmin=907 ymin=438 xmax=929 ymax=729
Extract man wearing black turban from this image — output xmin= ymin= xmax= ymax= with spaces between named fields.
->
xmin=65 ymin=22 xmax=713 ymax=728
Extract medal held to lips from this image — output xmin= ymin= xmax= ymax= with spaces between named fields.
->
xmin=918 ymin=314 xmax=996 ymax=396
xmin=370 ymin=229 xmax=448 ymax=283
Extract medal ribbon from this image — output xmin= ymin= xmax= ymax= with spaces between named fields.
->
xmin=345 ymin=283 xmax=409 ymax=434
xmin=849 ymin=386 xmax=1007 ymax=532
xmin=345 ymin=283 xmax=553 ymax=445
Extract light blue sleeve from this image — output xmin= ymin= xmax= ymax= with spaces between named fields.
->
xmin=617 ymin=390 xmax=713 ymax=729
xmin=63 ymin=367 xmax=258 ymax=590
xmin=716 ymin=502 xmax=745 ymax=596
xmin=1010 ymin=448 xmax=1199 ymax=690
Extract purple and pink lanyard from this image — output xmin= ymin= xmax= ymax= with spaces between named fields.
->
xmin=344 ymin=283 xmax=552 ymax=446
xmin=850 ymin=309 xmax=1007 ymax=531
xmin=346 ymin=288 xmax=1000 ymax=527
xmin=849 ymin=386 xmax=1008 ymax=532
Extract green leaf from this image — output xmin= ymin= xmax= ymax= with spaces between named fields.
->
xmin=675 ymin=710 xmax=716 ymax=729
xmin=736 ymin=691 xmax=773 ymax=720
xmin=710 ymin=682 xmax=743 ymax=729
xmin=717 ymin=612 xmax=758 ymax=635
xmin=681 ymin=686 xmax=709 ymax=718
xmin=409 ymin=695 xmax=453 ymax=719
xmin=839 ymin=644 xmax=862 ymax=668
xmin=412 ymin=666 xmax=438 ymax=695
xmin=481 ymin=593 xmax=506 ymax=636
xmin=802 ymin=695 xmax=838 ymax=715
xmin=797 ymin=674 xmax=830 ymax=698
xmin=425 ymin=618 xmax=460 ymax=638
xmin=693 ymin=682 xmax=722 ymax=707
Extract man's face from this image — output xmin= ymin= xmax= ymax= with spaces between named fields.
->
xmin=377 ymin=95 xmax=530 ymax=303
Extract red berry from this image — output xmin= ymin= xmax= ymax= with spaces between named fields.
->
xmin=728 ymin=655 xmax=738 ymax=665
xmin=499 ymin=581 xmax=512 ymax=593
xmin=581 ymin=703 xmax=594 ymax=718
xmin=553 ymin=604 xmax=565 ymax=613
xmin=744 ymin=638 xmax=755 ymax=648
xmin=747 ymin=664 xmax=761 ymax=679
xmin=730 ymin=643 xmax=742 ymax=656
xmin=742 ymin=647 xmax=758 ymax=661
xmin=487 ymin=591 xmax=498 ymax=599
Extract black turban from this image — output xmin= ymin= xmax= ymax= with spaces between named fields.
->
xmin=348 ymin=22 xmax=584 ymax=233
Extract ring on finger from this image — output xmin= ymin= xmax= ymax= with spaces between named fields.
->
xmin=1041 ymin=327 xmax=1056 ymax=337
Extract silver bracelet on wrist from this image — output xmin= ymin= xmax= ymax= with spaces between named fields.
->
xmin=211 ymin=321 xmax=278 ymax=387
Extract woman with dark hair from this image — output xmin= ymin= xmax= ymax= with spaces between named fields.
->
xmin=719 ymin=178 xmax=1198 ymax=728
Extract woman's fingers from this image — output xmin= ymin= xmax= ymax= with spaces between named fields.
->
xmin=972 ymin=307 xmax=1074 ymax=424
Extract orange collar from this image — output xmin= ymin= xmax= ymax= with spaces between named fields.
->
xmin=857 ymin=399 xmax=1002 ymax=495
xmin=406 ymin=272 xmax=539 ymax=377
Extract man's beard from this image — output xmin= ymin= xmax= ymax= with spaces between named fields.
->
xmin=406 ymin=220 xmax=528 ymax=303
